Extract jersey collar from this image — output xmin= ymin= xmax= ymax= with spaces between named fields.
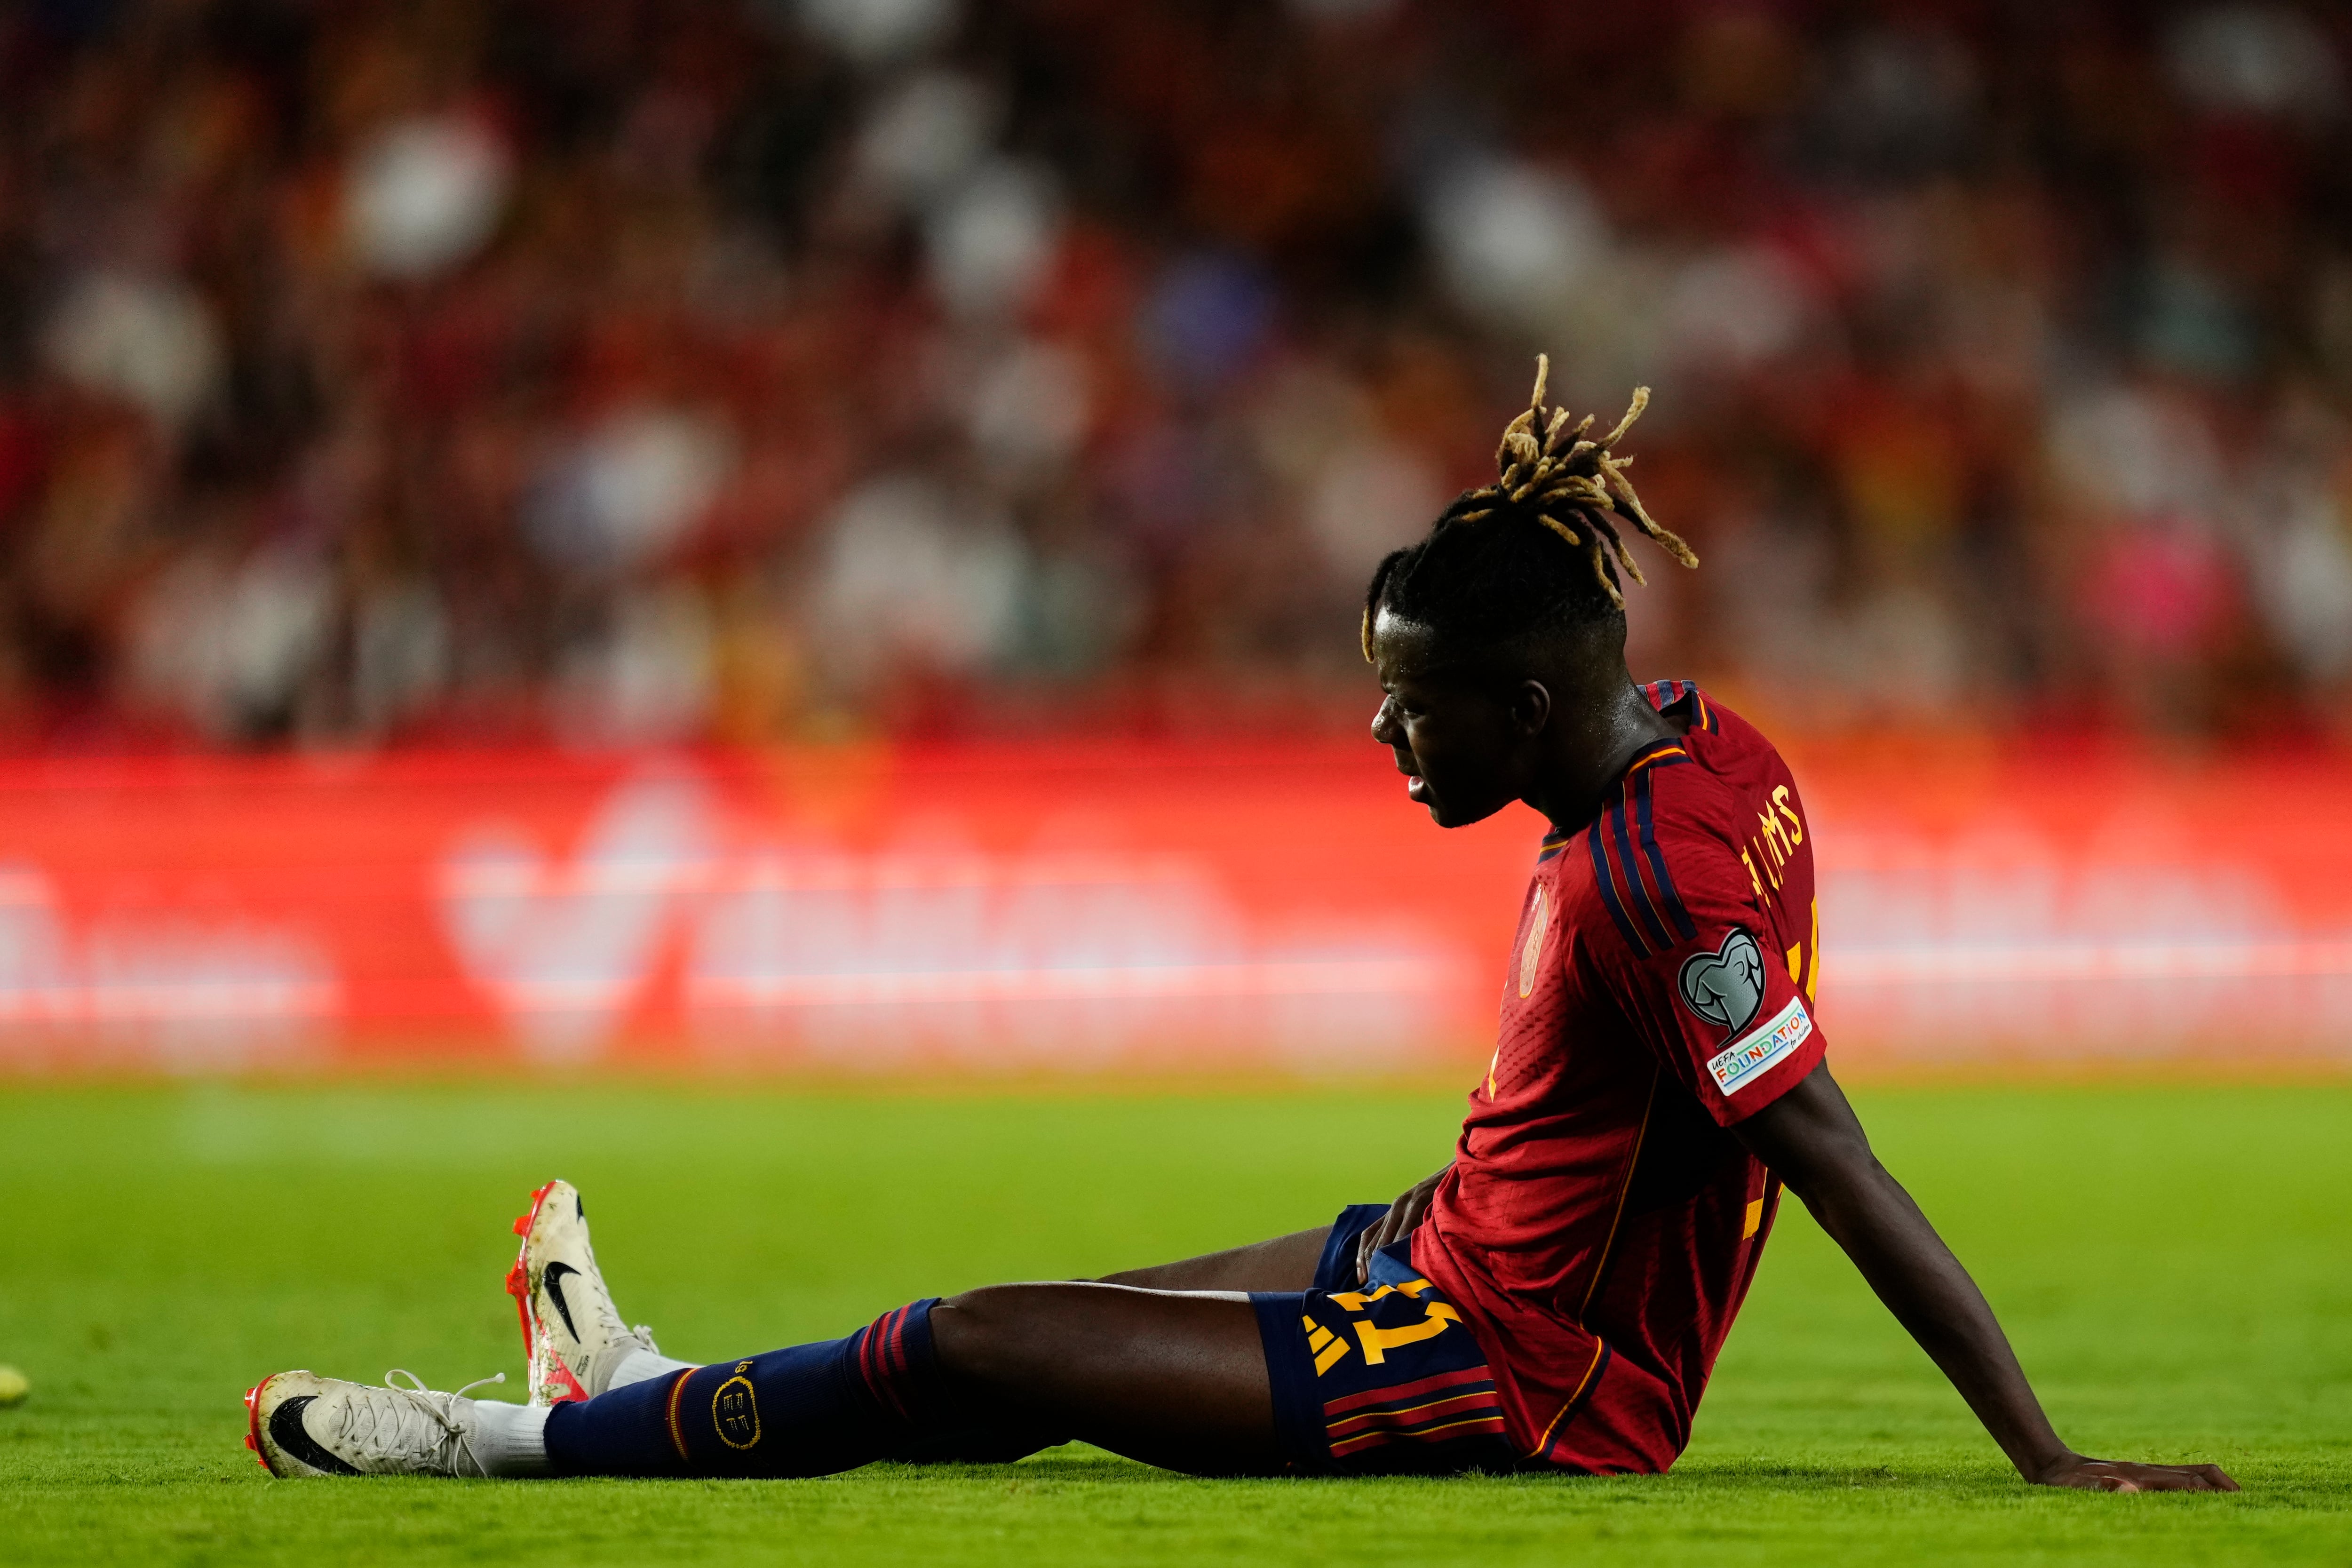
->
xmin=1537 ymin=735 xmax=1692 ymax=862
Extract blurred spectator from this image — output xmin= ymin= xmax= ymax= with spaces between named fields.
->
xmin=0 ymin=0 xmax=2349 ymax=750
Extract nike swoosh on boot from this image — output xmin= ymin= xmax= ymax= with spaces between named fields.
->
xmin=270 ymin=1396 xmax=363 ymax=1477
xmin=542 ymin=1261 xmax=583 ymax=1343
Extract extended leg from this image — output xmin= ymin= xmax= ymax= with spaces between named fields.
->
xmin=246 ymin=1249 xmax=1502 ymax=1481
xmin=541 ymin=1282 xmax=1281 ymax=1479
xmin=246 ymin=1194 xmax=1348 ymax=1481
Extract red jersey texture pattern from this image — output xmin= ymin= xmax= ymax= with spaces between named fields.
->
xmin=1409 ymin=682 xmax=1827 ymax=1473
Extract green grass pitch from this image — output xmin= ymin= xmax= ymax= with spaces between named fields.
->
xmin=1 ymin=1079 xmax=2347 ymax=1566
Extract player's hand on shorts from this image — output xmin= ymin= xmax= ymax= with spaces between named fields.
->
xmin=1356 ymin=1165 xmax=1449 ymax=1285
xmin=2035 ymin=1454 xmax=2239 ymax=1492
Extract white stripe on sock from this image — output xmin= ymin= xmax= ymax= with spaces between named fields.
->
xmin=607 ymin=1347 xmax=697 ymax=1392
xmin=469 ymin=1401 xmax=554 ymax=1477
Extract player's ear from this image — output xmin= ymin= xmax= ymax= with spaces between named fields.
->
xmin=1509 ymin=678 xmax=1552 ymax=739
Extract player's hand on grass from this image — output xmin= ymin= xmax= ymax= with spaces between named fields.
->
xmin=2034 ymin=1455 xmax=2239 ymax=1493
xmin=1356 ymin=1165 xmax=1449 ymax=1285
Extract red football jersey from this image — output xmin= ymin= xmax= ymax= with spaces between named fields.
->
xmin=1408 ymin=681 xmax=1827 ymax=1473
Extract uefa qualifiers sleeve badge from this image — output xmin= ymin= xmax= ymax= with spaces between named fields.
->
xmin=1677 ymin=928 xmax=1765 ymax=1036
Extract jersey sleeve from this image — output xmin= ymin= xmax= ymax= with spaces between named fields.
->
xmin=1577 ymin=796 xmax=1826 ymax=1126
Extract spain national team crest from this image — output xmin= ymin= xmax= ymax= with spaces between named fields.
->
xmin=1517 ymin=885 xmax=1550 ymax=999
xmin=713 ymin=1362 xmax=761 ymax=1449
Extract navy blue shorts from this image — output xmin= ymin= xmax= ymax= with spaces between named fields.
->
xmin=1248 ymin=1205 xmax=1523 ymax=1475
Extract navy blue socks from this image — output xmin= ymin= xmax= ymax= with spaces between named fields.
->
xmin=545 ymin=1299 xmax=943 ymax=1478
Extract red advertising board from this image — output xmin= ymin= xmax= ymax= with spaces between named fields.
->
xmin=0 ymin=739 xmax=2346 ymax=1072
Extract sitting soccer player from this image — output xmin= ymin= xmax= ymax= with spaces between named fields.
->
xmin=244 ymin=364 xmax=2234 ymax=1494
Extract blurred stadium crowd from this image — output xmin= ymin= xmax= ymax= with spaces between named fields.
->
xmin=3 ymin=0 xmax=2352 ymax=749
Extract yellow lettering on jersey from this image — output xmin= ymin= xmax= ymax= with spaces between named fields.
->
xmin=1353 ymin=1302 xmax=1462 ymax=1365
xmin=1773 ymin=784 xmax=1804 ymax=847
xmin=1740 ymin=847 xmax=1762 ymax=899
xmin=1786 ymin=943 xmax=1803 ymax=987
xmin=1742 ymin=1197 xmax=1764 ymax=1239
xmin=1804 ymin=899 xmax=1820 ymax=1002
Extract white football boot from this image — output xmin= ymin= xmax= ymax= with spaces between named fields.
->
xmin=505 ymin=1178 xmax=661 ymax=1406
xmin=244 ymin=1369 xmax=504 ymax=1478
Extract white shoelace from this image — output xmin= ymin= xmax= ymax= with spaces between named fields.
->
xmin=334 ymin=1370 xmax=506 ymax=1477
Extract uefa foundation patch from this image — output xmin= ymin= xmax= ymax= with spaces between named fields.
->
xmin=1707 ymin=996 xmax=1812 ymax=1095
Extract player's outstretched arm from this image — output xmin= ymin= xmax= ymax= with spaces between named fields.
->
xmin=1733 ymin=1062 xmax=2238 ymax=1493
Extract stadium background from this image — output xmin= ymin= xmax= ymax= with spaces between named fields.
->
xmin=4 ymin=4 xmax=2349 ymax=1563
xmin=0 ymin=0 xmax=2348 ymax=1072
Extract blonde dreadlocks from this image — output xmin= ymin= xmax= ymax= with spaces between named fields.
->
xmin=1361 ymin=356 xmax=1698 ymax=662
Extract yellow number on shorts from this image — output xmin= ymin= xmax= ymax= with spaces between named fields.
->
xmin=1352 ymin=1301 xmax=1462 ymax=1365
xmin=1323 ymin=1277 xmax=1460 ymax=1366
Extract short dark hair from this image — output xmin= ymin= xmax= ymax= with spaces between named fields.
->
xmin=1364 ymin=358 xmax=1696 ymax=658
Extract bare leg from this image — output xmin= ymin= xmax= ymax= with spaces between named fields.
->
xmin=906 ymin=1231 xmax=1326 ymax=1466
xmin=931 ymin=1282 xmax=1282 ymax=1473
xmin=1095 ymin=1227 xmax=1328 ymax=1292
